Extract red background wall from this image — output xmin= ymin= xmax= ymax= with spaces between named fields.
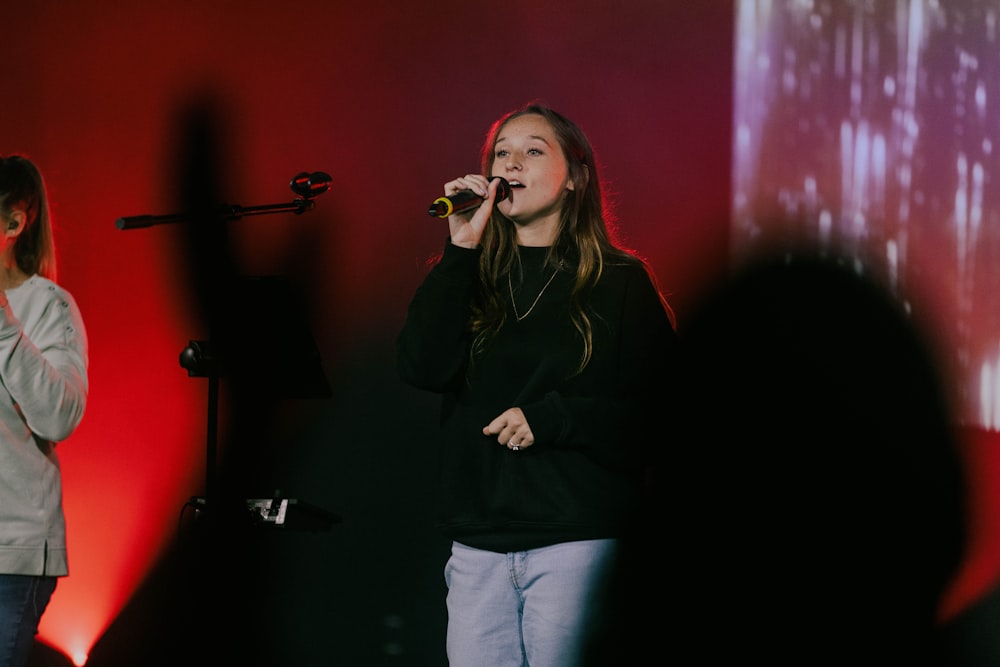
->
xmin=3 ymin=1 xmax=998 ymax=665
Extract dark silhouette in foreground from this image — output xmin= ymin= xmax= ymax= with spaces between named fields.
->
xmin=588 ymin=251 xmax=967 ymax=665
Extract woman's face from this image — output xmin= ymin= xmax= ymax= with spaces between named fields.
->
xmin=490 ymin=114 xmax=574 ymax=228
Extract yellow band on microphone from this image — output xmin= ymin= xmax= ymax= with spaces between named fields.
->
xmin=430 ymin=196 xmax=454 ymax=217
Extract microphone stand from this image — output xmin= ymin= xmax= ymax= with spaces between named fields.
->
xmin=115 ymin=198 xmax=316 ymax=230
xmin=116 ymin=172 xmax=338 ymax=532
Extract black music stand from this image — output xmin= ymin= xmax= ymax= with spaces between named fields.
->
xmin=117 ymin=172 xmax=340 ymax=532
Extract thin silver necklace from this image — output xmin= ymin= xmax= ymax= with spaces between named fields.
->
xmin=508 ymin=269 xmax=558 ymax=321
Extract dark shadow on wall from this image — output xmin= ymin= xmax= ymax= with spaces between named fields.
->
xmin=81 ymin=333 xmax=452 ymax=667
xmin=82 ymin=91 xmax=453 ymax=667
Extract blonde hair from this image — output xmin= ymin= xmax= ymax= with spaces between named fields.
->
xmin=469 ymin=103 xmax=674 ymax=373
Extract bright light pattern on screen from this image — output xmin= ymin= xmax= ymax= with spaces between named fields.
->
xmin=734 ymin=0 xmax=1000 ymax=429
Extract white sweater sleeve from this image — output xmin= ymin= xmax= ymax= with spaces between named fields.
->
xmin=0 ymin=278 xmax=88 ymax=442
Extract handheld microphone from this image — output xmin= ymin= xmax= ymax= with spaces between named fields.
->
xmin=428 ymin=177 xmax=511 ymax=218
xmin=290 ymin=171 xmax=332 ymax=198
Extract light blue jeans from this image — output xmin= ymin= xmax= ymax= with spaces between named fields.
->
xmin=444 ymin=539 xmax=618 ymax=667
xmin=0 ymin=574 xmax=56 ymax=667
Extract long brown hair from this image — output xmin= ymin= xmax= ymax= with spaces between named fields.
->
xmin=469 ymin=103 xmax=674 ymax=373
xmin=0 ymin=155 xmax=57 ymax=281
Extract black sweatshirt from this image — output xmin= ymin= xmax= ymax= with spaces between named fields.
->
xmin=397 ymin=241 xmax=677 ymax=552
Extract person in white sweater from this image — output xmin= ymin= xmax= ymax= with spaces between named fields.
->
xmin=0 ymin=154 xmax=88 ymax=667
